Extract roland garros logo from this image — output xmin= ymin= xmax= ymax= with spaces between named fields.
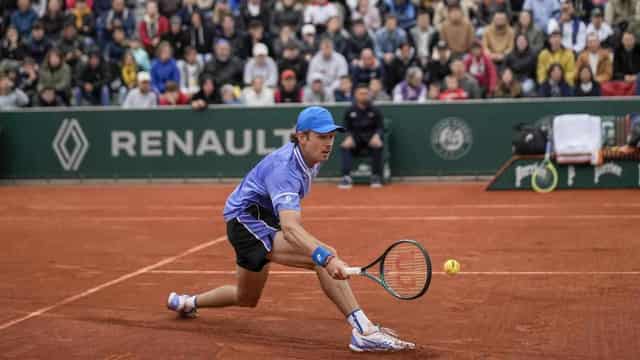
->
xmin=52 ymin=118 xmax=89 ymax=171
xmin=430 ymin=117 xmax=473 ymax=160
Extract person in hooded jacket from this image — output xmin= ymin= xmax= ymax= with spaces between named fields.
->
xmin=150 ymin=41 xmax=180 ymax=93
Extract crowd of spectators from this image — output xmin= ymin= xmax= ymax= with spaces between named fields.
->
xmin=1 ymin=0 xmax=640 ymax=109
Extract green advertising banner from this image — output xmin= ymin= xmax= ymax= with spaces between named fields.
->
xmin=0 ymin=107 xmax=303 ymax=179
xmin=0 ymin=99 xmax=638 ymax=179
xmin=487 ymin=157 xmax=640 ymax=190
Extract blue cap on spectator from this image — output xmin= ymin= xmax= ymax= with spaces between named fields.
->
xmin=296 ymin=106 xmax=344 ymax=133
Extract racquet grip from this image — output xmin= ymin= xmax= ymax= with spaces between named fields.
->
xmin=344 ymin=267 xmax=362 ymax=276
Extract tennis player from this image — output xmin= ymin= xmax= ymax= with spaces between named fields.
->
xmin=167 ymin=106 xmax=414 ymax=352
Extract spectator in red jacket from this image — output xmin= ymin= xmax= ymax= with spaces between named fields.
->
xmin=438 ymin=75 xmax=469 ymax=100
xmin=463 ymin=41 xmax=497 ymax=97
xmin=138 ymin=1 xmax=169 ymax=53
xmin=274 ymin=69 xmax=303 ymax=103
xmin=159 ymin=80 xmax=190 ymax=105
xmin=66 ymin=0 xmax=93 ymax=9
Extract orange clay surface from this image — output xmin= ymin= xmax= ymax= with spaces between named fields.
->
xmin=0 ymin=183 xmax=639 ymax=359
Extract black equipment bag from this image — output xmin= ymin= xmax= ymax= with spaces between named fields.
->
xmin=512 ymin=123 xmax=547 ymax=155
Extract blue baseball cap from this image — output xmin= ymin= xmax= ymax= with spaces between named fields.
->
xmin=296 ymin=106 xmax=345 ymax=133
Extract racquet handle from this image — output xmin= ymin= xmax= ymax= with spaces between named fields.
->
xmin=344 ymin=267 xmax=362 ymax=276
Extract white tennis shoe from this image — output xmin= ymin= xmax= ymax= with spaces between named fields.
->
xmin=167 ymin=292 xmax=197 ymax=318
xmin=349 ymin=326 xmax=415 ymax=352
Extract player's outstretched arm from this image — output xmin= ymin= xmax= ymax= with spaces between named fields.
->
xmin=279 ymin=210 xmax=322 ymax=254
xmin=279 ymin=210 xmax=350 ymax=280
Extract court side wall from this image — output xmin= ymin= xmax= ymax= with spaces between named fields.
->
xmin=0 ymin=99 xmax=638 ymax=179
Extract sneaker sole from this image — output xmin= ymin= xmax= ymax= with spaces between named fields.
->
xmin=337 ymin=185 xmax=353 ymax=189
xmin=180 ymin=309 xmax=198 ymax=319
xmin=349 ymin=344 xmax=400 ymax=352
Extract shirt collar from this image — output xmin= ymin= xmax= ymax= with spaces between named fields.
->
xmin=293 ymin=144 xmax=312 ymax=175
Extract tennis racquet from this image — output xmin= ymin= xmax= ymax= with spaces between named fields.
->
xmin=344 ymin=240 xmax=432 ymax=300
xmin=531 ymin=140 xmax=558 ymax=193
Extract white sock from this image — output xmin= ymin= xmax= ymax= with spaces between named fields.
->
xmin=347 ymin=309 xmax=375 ymax=334
xmin=185 ymin=295 xmax=197 ymax=311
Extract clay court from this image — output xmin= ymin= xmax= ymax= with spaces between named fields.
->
xmin=1 ymin=183 xmax=639 ymax=359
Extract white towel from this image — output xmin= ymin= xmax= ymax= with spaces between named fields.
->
xmin=553 ymin=114 xmax=602 ymax=165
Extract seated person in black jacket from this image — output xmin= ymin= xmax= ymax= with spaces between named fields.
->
xmin=573 ymin=65 xmax=601 ymax=97
xmin=334 ymin=75 xmax=353 ymax=102
xmin=73 ymin=49 xmax=112 ymax=105
xmin=351 ymin=48 xmax=384 ymax=86
xmin=345 ymin=19 xmax=375 ymax=64
xmin=191 ymin=76 xmax=220 ymax=110
xmin=613 ymin=32 xmax=640 ymax=84
xmin=538 ymin=63 xmax=573 ymax=98
xmin=34 ymin=86 xmax=65 ymax=107
xmin=339 ymin=83 xmax=385 ymax=188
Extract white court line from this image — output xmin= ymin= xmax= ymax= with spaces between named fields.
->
xmin=0 ymin=236 xmax=227 ymax=331
xmin=0 ymin=216 xmax=208 ymax=222
xmin=149 ymin=270 xmax=640 ymax=275
xmin=303 ymin=214 xmax=640 ymax=221
xmin=11 ymin=203 xmax=640 ymax=212
xmin=2 ymin=214 xmax=640 ymax=222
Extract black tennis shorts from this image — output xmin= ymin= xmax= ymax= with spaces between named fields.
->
xmin=227 ymin=205 xmax=281 ymax=272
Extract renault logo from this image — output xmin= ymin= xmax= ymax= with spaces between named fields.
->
xmin=52 ymin=118 xmax=89 ymax=171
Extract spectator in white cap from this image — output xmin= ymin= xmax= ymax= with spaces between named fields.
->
xmin=302 ymin=23 xmax=316 ymax=35
xmin=243 ymin=42 xmax=279 ymax=88
xmin=307 ymin=36 xmax=349 ymax=92
xmin=303 ymin=72 xmax=335 ymax=103
xmin=122 ymin=71 xmax=159 ymax=108
xmin=301 ymin=24 xmax=319 ymax=61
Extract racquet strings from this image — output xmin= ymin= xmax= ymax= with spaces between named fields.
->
xmin=532 ymin=140 xmax=557 ymax=193
xmin=381 ymin=242 xmax=428 ymax=298
xmin=532 ymin=162 xmax=557 ymax=192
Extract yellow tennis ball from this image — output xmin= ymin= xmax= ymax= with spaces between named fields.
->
xmin=444 ymin=259 xmax=460 ymax=275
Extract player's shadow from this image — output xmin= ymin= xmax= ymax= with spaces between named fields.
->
xmin=76 ymin=314 xmax=442 ymax=359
